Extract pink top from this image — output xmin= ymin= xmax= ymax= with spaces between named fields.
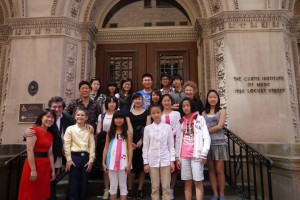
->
xmin=180 ymin=112 xmax=198 ymax=158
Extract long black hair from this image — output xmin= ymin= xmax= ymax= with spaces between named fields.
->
xmin=179 ymin=97 xmax=197 ymax=116
xmin=204 ymin=89 xmax=221 ymax=114
xmin=150 ymin=89 xmax=162 ymax=106
xmin=108 ymin=111 xmax=128 ymax=140
xmin=35 ymin=109 xmax=56 ymax=127
xmin=90 ymin=77 xmax=101 ymax=100
xmin=119 ymin=77 xmax=133 ymax=97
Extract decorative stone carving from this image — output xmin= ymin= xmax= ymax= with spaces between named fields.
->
xmin=199 ymin=11 xmax=292 ymax=37
xmin=213 ymin=38 xmax=227 ymax=110
xmin=51 ymin=0 xmax=58 ymax=16
xmin=0 ymin=45 xmax=10 ymax=144
xmin=281 ymin=0 xmax=287 ymax=9
xmin=291 ymin=39 xmax=300 ymax=138
xmin=234 ymin=0 xmax=239 ymax=10
xmin=96 ymin=27 xmax=198 ymax=43
xmin=205 ymin=41 xmax=211 ymax=90
xmin=266 ymin=0 xmax=271 ymax=9
xmin=284 ymin=37 xmax=300 ymax=143
xmin=69 ymin=0 xmax=84 ymax=19
xmin=208 ymin=0 xmax=222 ymax=15
xmin=288 ymin=0 xmax=295 ymax=12
xmin=63 ymin=41 xmax=78 ymax=104
xmin=5 ymin=17 xmax=97 ymax=40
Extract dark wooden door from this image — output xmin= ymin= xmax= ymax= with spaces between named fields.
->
xmin=96 ymin=42 xmax=197 ymax=92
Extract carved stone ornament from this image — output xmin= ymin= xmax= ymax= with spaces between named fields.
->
xmin=96 ymin=27 xmax=198 ymax=43
xmin=69 ymin=0 xmax=84 ymax=19
xmin=213 ymin=38 xmax=227 ymax=109
xmin=199 ymin=10 xmax=293 ymax=37
xmin=284 ymin=37 xmax=300 ymax=143
xmin=208 ymin=0 xmax=222 ymax=15
xmin=62 ymin=41 xmax=78 ymax=104
xmin=28 ymin=81 xmax=38 ymax=96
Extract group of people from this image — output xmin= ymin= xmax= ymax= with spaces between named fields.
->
xmin=18 ymin=73 xmax=228 ymax=200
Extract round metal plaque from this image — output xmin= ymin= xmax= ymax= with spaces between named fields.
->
xmin=28 ymin=81 xmax=38 ymax=96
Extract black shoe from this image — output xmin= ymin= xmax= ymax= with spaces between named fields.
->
xmin=136 ymin=190 xmax=143 ymax=200
xmin=127 ymin=190 xmax=133 ymax=199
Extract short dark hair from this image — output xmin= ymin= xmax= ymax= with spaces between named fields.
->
xmin=132 ymin=92 xmax=143 ymax=100
xmin=142 ymin=73 xmax=153 ymax=81
xmin=106 ymin=81 xmax=119 ymax=96
xmin=149 ymin=104 xmax=163 ymax=112
xmin=36 ymin=109 xmax=56 ymax=127
xmin=179 ymin=97 xmax=197 ymax=115
xmin=48 ymin=96 xmax=66 ymax=109
xmin=79 ymin=80 xmax=92 ymax=90
xmin=104 ymin=96 xmax=119 ymax=111
xmin=160 ymin=73 xmax=170 ymax=81
xmin=172 ymin=74 xmax=183 ymax=82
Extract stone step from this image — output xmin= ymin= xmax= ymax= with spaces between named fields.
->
xmin=56 ymin=176 xmax=243 ymax=200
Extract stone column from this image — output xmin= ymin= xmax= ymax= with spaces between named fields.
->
xmin=0 ymin=17 xmax=97 ymax=144
xmin=199 ymin=10 xmax=300 ymax=199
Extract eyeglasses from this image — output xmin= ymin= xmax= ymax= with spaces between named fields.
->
xmin=51 ymin=105 xmax=63 ymax=109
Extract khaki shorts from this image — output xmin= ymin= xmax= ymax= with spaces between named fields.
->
xmin=180 ymin=158 xmax=204 ymax=181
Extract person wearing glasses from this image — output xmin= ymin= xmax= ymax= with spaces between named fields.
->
xmin=137 ymin=73 xmax=154 ymax=110
xmin=160 ymin=73 xmax=173 ymax=95
xmin=24 ymin=96 xmax=75 ymax=200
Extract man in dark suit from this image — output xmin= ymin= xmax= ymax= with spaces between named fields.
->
xmin=25 ymin=96 xmax=75 ymax=199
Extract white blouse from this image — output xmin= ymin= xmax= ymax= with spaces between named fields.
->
xmin=161 ymin=111 xmax=181 ymax=136
xmin=142 ymin=121 xmax=175 ymax=167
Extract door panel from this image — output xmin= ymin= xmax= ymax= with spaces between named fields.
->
xmin=96 ymin=42 xmax=197 ymax=92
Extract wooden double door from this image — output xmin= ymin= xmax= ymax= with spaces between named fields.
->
xmin=96 ymin=42 xmax=198 ymax=93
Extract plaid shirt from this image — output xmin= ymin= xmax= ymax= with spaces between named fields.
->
xmin=65 ymin=98 xmax=100 ymax=131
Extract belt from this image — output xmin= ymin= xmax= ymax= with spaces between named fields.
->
xmin=34 ymin=152 xmax=48 ymax=158
xmin=71 ymin=152 xmax=89 ymax=157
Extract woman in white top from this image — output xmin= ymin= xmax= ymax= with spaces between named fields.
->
xmin=161 ymin=94 xmax=181 ymax=200
xmin=96 ymin=96 xmax=118 ymax=199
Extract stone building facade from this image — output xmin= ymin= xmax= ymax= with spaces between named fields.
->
xmin=0 ymin=0 xmax=300 ymax=199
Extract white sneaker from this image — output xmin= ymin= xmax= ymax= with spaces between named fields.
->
xmin=102 ymin=189 xmax=110 ymax=199
xmin=170 ymin=189 xmax=174 ymax=200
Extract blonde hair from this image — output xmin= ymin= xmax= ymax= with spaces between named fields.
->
xmin=183 ymin=80 xmax=198 ymax=96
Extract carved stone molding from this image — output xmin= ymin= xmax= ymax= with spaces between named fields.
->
xmin=234 ymin=0 xmax=239 ymax=10
xmin=95 ymin=27 xmax=198 ymax=43
xmin=62 ymin=41 xmax=79 ymax=105
xmin=281 ymin=0 xmax=287 ymax=9
xmin=0 ymin=44 xmax=10 ymax=144
xmin=191 ymin=0 xmax=205 ymax=18
xmin=51 ymin=0 xmax=58 ymax=16
xmin=284 ymin=37 xmax=300 ymax=143
xmin=204 ymin=41 xmax=211 ymax=90
xmin=0 ymin=25 xmax=10 ymax=41
xmin=291 ymin=39 xmax=300 ymax=142
xmin=199 ymin=11 xmax=293 ymax=37
xmin=288 ymin=0 xmax=295 ymax=12
xmin=89 ymin=0 xmax=105 ymax=21
xmin=5 ymin=17 xmax=97 ymax=40
xmin=266 ymin=0 xmax=271 ymax=9
xmin=69 ymin=0 xmax=84 ymax=20
xmin=213 ymin=38 xmax=227 ymax=109
xmin=208 ymin=0 xmax=222 ymax=15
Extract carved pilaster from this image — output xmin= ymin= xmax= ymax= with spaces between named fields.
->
xmin=284 ymin=37 xmax=300 ymax=143
xmin=0 ymin=44 xmax=10 ymax=144
xmin=62 ymin=41 xmax=79 ymax=105
xmin=191 ymin=0 xmax=205 ymax=18
xmin=233 ymin=0 xmax=239 ymax=10
xmin=288 ymin=0 xmax=295 ymax=12
xmin=213 ymin=38 xmax=227 ymax=109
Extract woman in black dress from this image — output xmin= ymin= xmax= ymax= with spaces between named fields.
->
xmin=126 ymin=93 xmax=149 ymax=199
